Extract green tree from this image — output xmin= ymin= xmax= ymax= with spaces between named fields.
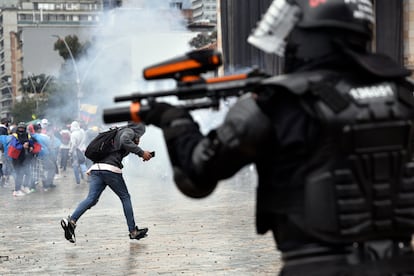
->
xmin=14 ymin=74 xmax=55 ymax=121
xmin=10 ymin=97 xmax=38 ymax=123
xmin=53 ymin=35 xmax=90 ymax=61
xmin=20 ymin=74 xmax=54 ymax=94
xmin=189 ymin=30 xmax=217 ymax=49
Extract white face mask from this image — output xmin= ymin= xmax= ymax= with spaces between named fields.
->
xmin=247 ymin=0 xmax=300 ymax=56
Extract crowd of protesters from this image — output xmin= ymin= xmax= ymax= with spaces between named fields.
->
xmin=0 ymin=117 xmax=99 ymax=197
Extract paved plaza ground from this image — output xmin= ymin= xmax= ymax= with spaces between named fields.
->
xmin=0 ymin=160 xmax=281 ymax=275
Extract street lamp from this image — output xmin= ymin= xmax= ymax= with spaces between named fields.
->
xmin=27 ymin=73 xmax=37 ymax=94
xmin=52 ymin=34 xmax=81 ymax=119
xmin=78 ymin=38 xmax=127 ymax=92
xmin=27 ymin=73 xmax=53 ymax=115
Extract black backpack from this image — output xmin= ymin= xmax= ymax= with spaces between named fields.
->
xmin=85 ymin=127 xmax=121 ymax=162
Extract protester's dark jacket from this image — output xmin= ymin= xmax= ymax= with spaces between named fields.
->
xmin=99 ymin=124 xmax=145 ymax=169
xmin=0 ymin=125 xmax=8 ymax=135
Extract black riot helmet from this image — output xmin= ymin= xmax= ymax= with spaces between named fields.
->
xmin=295 ymin=0 xmax=373 ymax=35
xmin=248 ymin=0 xmax=375 ymax=71
xmin=248 ymin=0 xmax=374 ymax=56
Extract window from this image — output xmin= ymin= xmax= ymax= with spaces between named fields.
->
xmin=80 ymin=3 xmax=89 ymax=10
xmin=170 ymin=2 xmax=183 ymax=9
xmin=66 ymin=3 xmax=80 ymax=10
xmin=48 ymin=14 xmax=58 ymax=22
xmin=38 ymin=3 xmax=55 ymax=10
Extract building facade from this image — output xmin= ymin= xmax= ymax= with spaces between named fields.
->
xmin=5 ymin=1 xmax=412 ymax=122
xmin=192 ymin=0 xmax=216 ymax=23
xmin=0 ymin=0 xmax=104 ymax=119
xmin=0 ymin=0 xmax=197 ymax=120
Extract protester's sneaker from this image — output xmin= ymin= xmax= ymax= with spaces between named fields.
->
xmin=23 ymin=187 xmax=35 ymax=194
xmin=12 ymin=190 xmax=25 ymax=197
xmin=60 ymin=216 xmax=76 ymax=243
xmin=129 ymin=226 xmax=148 ymax=240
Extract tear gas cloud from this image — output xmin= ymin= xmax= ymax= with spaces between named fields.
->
xmin=60 ymin=1 xmax=228 ymax=181
xmin=45 ymin=0 xmax=255 ymax=187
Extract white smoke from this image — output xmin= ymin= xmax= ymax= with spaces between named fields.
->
xmin=70 ymin=2 xmax=229 ymax=181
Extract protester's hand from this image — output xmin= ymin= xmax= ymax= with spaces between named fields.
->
xmin=139 ymin=102 xmax=192 ymax=128
xmin=23 ymin=142 xmax=29 ymax=149
xmin=141 ymin=151 xmax=153 ymax=161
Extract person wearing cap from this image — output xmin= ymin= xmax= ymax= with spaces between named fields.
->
xmin=9 ymin=122 xmax=36 ymax=196
xmin=61 ymin=122 xmax=154 ymax=243
xmin=137 ymin=0 xmax=414 ymax=274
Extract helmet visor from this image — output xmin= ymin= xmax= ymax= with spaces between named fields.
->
xmin=247 ymin=0 xmax=300 ymax=56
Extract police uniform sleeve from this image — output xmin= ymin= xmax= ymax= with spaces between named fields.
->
xmin=141 ymin=95 xmax=272 ymax=199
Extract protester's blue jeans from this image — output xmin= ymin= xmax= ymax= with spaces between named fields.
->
xmin=71 ymin=170 xmax=136 ymax=232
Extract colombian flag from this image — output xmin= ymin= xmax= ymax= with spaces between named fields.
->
xmin=80 ymin=104 xmax=98 ymax=123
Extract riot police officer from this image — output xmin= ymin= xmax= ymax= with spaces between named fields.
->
xmin=139 ymin=0 xmax=414 ymax=274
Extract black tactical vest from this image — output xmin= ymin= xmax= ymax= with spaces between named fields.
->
xmin=262 ymin=70 xmax=414 ymax=244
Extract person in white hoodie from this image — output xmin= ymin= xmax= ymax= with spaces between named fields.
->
xmin=69 ymin=121 xmax=87 ymax=184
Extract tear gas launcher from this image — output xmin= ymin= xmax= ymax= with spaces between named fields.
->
xmin=103 ymin=49 xmax=268 ymax=124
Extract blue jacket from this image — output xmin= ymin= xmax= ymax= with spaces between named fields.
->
xmin=32 ymin=133 xmax=51 ymax=157
xmin=0 ymin=134 xmax=12 ymax=159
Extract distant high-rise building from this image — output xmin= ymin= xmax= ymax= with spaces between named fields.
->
xmin=191 ymin=0 xmax=216 ymax=23
xmin=0 ymin=0 xmax=105 ymax=119
xmin=0 ymin=0 xmax=200 ymax=120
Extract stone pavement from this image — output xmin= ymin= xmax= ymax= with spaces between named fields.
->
xmin=0 ymin=163 xmax=282 ymax=275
